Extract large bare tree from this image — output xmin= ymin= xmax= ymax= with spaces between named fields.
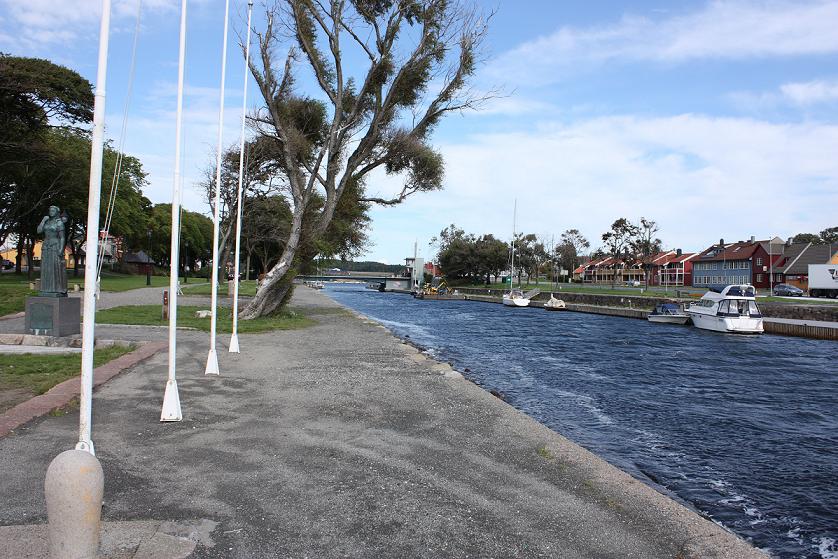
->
xmin=240 ymin=0 xmax=491 ymax=318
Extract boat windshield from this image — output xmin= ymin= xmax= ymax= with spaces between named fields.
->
xmin=718 ymin=299 xmax=761 ymax=317
xmin=509 ymin=289 xmax=524 ymax=297
xmin=656 ymin=303 xmax=681 ymax=315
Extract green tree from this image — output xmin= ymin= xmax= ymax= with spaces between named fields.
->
xmin=631 ymin=217 xmax=661 ymax=287
xmin=475 ymin=234 xmax=507 ymax=285
xmin=602 ymin=218 xmax=639 ymax=287
xmin=0 ymin=55 xmax=93 ymax=250
xmin=241 ymin=1 xmax=492 ymax=318
xmin=820 ymin=227 xmax=838 ymax=245
xmin=556 ymin=229 xmax=589 ymax=281
xmin=792 ymin=233 xmax=822 ymax=244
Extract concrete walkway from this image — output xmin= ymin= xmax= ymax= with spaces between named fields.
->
xmin=0 ymin=288 xmax=765 ymax=558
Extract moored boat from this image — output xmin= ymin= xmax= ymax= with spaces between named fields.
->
xmin=648 ymin=302 xmax=689 ymax=324
xmin=502 ymin=288 xmax=530 ymax=307
xmin=543 ymin=294 xmax=566 ymax=311
xmin=686 ymin=284 xmax=763 ymax=334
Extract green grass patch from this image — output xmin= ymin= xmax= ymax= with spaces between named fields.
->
xmin=96 ymin=304 xmax=315 ymax=333
xmin=94 ymin=273 xmax=177 ymax=292
xmin=182 ymin=280 xmax=258 ymax=297
xmin=537 ymin=446 xmax=554 ymax=460
xmin=0 ymin=344 xmax=134 ymax=397
xmin=0 ymin=283 xmax=36 ymax=316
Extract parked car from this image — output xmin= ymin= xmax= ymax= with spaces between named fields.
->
xmin=1 ymin=259 xmax=13 ymax=270
xmin=773 ymin=283 xmax=804 ymax=297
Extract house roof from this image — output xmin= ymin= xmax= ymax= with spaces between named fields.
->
xmin=696 ymin=240 xmax=766 ymax=262
xmin=125 ymin=250 xmax=153 ymax=264
xmin=776 ymin=243 xmax=837 ymax=274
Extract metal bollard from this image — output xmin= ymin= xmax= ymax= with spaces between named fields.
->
xmin=162 ymin=289 xmax=169 ymax=320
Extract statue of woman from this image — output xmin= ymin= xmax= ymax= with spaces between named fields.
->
xmin=36 ymin=205 xmax=68 ymax=296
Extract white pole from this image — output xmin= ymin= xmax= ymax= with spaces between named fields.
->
xmin=229 ymin=0 xmax=254 ymax=354
xmin=205 ymin=0 xmax=230 ymax=375
xmin=76 ymin=0 xmax=111 ymax=455
xmin=161 ymin=0 xmax=188 ymax=422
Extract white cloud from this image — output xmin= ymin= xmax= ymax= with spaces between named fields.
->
xmin=489 ymin=1 xmax=838 ymax=85
xmin=729 ymin=77 xmax=838 ymax=111
xmin=364 ymin=113 xmax=838 ymax=261
xmin=0 ymin=0 xmax=178 ymax=51
xmin=780 ymin=79 xmax=838 ymax=105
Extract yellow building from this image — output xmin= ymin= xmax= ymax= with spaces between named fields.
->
xmin=0 ymin=241 xmax=75 ymax=268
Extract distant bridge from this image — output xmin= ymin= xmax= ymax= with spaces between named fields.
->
xmin=296 ymin=274 xmax=392 ymax=283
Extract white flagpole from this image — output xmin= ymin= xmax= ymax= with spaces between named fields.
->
xmin=205 ymin=0 xmax=230 ymax=375
xmin=76 ymin=0 xmax=112 ymax=454
xmin=229 ymin=0 xmax=254 ymax=354
xmin=161 ymin=0 xmax=188 ymax=422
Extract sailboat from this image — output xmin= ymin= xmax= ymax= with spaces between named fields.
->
xmin=503 ymin=202 xmax=532 ymax=307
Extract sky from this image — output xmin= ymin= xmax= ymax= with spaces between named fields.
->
xmin=2 ymin=0 xmax=838 ymax=264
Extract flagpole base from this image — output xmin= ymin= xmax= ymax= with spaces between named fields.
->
xmin=45 ymin=449 xmax=104 ymax=559
xmin=160 ymin=379 xmax=182 ymax=422
xmin=204 ymin=347 xmax=220 ymax=375
xmin=228 ymin=333 xmax=240 ymax=353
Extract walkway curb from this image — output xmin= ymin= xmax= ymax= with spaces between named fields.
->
xmin=0 ymin=341 xmax=167 ymax=437
xmin=0 ymin=311 xmax=25 ymax=321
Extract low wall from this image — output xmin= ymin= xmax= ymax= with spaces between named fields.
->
xmin=456 ymin=287 xmax=838 ymax=322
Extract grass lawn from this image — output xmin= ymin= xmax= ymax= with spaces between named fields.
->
xmin=0 ymin=282 xmax=36 ymax=316
xmin=182 ymin=280 xmax=259 ymax=297
xmin=96 ymin=304 xmax=315 ymax=333
xmin=0 ymin=345 xmax=134 ymax=409
xmin=93 ymin=273 xmax=179 ymax=292
xmin=0 ymin=273 xmax=178 ymax=315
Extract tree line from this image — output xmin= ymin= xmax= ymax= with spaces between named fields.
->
xmin=0 ymin=54 xmax=212 ymax=278
xmin=5 ymin=1 xmax=496 ymax=320
xmin=433 ymin=224 xmax=590 ymax=285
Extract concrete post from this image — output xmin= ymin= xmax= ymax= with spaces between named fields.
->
xmin=45 ymin=450 xmax=104 ymax=559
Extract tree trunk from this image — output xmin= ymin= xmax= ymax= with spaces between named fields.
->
xmin=15 ymin=234 xmax=23 ymax=274
xmin=239 ymin=204 xmax=305 ymax=319
xmin=27 ymin=237 xmax=35 ymax=281
xmin=245 ymin=249 xmax=251 ymax=281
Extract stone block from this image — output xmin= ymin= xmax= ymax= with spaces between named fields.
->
xmin=24 ymin=296 xmax=81 ymax=337
xmin=21 ymin=334 xmax=49 ymax=346
xmin=0 ymin=333 xmax=23 ymax=345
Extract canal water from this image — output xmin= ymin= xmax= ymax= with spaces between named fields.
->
xmin=324 ymin=283 xmax=838 ymax=559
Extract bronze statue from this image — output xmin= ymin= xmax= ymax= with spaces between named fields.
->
xmin=37 ymin=205 xmax=68 ymax=297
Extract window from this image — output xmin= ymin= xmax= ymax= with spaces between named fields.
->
xmin=757 ymin=274 xmax=763 ymax=282
xmin=756 ymin=258 xmax=763 ymax=266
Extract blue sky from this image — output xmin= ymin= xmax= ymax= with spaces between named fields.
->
xmin=2 ymin=0 xmax=837 ymax=264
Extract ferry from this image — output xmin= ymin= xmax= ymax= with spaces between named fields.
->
xmin=686 ymin=284 xmax=763 ymax=334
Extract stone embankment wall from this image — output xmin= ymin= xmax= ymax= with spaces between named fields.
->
xmin=455 ymin=287 xmax=838 ymax=322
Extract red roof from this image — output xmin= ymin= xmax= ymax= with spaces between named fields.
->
xmin=696 ymin=241 xmax=765 ymax=262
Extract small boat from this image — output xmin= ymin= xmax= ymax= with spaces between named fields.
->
xmin=686 ymin=284 xmax=763 ymax=334
xmin=503 ymin=288 xmax=531 ymax=307
xmin=543 ymin=294 xmax=566 ymax=311
xmin=648 ymin=302 xmax=689 ymax=324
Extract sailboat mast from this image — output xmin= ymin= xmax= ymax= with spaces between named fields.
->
xmin=510 ymin=199 xmax=517 ymax=290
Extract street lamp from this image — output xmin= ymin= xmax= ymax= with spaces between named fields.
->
xmin=146 ymin=228 xmax=152 ymax=286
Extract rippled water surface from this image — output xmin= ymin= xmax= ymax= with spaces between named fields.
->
xmin=325 ymin=284 xmax=838 ymax=559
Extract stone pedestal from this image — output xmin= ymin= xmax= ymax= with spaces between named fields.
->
xmin=25 ymin=296 xmax=81 ymax=337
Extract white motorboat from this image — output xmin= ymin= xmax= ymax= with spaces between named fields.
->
xmin=543 ymin=294 xmax=566 ymax=311
xmin=647 ymin=302 xmax=689 ymax=324
xmin=503 ymin=288 xmax=530 ymax=307
xmin=686 ymin=284 xmax=764 ymax=334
